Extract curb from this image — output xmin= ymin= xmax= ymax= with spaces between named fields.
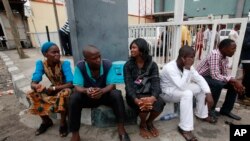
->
xmin=0 ymin=52 xmax=30 ymax=108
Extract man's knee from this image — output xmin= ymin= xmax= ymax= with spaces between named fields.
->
xmin=110 ymin=89 xmax=123 ymax=100
xmin=69 ymin=93 xmax=82 ymax=106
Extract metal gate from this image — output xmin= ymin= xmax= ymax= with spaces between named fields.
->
xmin=128 ymin=18 xmax=248 ymax=77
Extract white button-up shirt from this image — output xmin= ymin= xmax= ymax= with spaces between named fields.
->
xmin=160 ymin=60 xmax=211 ymax=94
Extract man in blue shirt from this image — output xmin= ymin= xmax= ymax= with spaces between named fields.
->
xmin=68 ymin=45 xmax=130 ymax=141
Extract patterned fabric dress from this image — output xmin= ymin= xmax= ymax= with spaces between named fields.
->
xmin=27 ymin=61 xmax=71 ymax=116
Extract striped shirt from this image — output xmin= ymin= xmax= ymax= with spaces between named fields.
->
xmin=195 ymin=30 xmax=204 ymax=45
xmin=196 ymin=49 xmax=232 ymax=82
xmin=60 ymin=21 xmax=70 ymax=35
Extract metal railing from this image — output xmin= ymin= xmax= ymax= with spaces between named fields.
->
xmin=128 ymin=18 xmax=248 ymax=77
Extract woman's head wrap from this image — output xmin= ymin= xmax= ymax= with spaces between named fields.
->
xmin=41 ymin=42 xmax=56 ymax=54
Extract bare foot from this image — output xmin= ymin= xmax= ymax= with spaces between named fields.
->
xmin=139 ymin=124 xmax=152 ymax=139
xmin=147 ymin=122 xmax=159 ymax=137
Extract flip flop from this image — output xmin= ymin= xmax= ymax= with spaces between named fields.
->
xmin=35 ymin=120 xmax=53 ymax=136
xmin=178 ymin=126 xmax=198 ymax=141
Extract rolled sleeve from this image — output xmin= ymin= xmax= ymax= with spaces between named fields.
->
xmin=73 ymin=66 xmax=84 ymax=87
xmin=31 ymin=60 xmax=44 ymax=83
xmin=62 ymin=60 xmax=73 ymax=83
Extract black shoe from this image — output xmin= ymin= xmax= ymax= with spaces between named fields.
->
xmin=59 ymin=124 xmax=68 ymax=137
xmin=35 ymin=120 xmax=53 ymax=136
xmin=220 ymin=112 xmax=241 ymax=120
xmin=119 ymin=132 xmax=130 ymax=141
xmin=209 ymin=110 xmax=220 ymax=119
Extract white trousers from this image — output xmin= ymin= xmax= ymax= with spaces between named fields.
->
xmin=161 ymin=83 xmax=208 ymax=131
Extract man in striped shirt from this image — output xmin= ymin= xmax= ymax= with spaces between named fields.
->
xmin=59 ymin=20 xmax=72 ymax=56
xmin=196 ymin=39 xmax=245 ymax=120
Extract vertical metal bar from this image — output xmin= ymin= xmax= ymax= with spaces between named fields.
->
xmin=46 ymin=26 xmax=50 ymax=42
xmin=52 ymin=0 xmax=64 ymax=55
xmin=173 ymin=0 xmax=185 ymax=58
xmin=231 ymin=18 xmax=248 ymax=76
xmin=139 ymin=0 xmax=140 ymax=24
xmin=52 ymin=0 xmax=60 ymax=30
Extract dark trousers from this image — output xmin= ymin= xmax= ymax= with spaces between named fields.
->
xmin=242 ymin=63 xmax=250 ymax=97
xmin=59 ymin=30 xmax=72 ymax=55
xmin=203 ymin=76 xmax=237 ymax=114
xmin=68 ymin=89 xmax=125 ymax=132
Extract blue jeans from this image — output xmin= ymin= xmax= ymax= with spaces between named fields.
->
xmin=203 ymin=76 xmax=237 ymax=114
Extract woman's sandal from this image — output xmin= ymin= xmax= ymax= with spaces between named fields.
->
xmin=196 ymin=116 xmax=217 ymax=124
xmin=178 ymin=126 xmax=198 ymax=141
xmin=59 ymin=124 xmax=68 ymax=137
xmin=35 ymin=120 xmax=53 ymax=136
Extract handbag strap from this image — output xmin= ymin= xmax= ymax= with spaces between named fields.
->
xmin=138 ymin=61 xmax=153 ymax=78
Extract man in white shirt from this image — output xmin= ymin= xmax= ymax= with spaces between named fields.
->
xmin=160 ymin=46 xmax=216 ymax=141
xmin=229 ymin=24 xmax=240 ymax=42
xmin=203 ymin=24 xmax=212 ymax=50
xmin=228 ymin=24 xmax=240 ymax=68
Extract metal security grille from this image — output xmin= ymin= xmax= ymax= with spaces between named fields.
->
xmin=128 ymin=18 xmax=248 ymax=77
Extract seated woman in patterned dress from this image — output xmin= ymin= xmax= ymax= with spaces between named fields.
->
xmin=27 ymin=42 xmax=73 ymax=137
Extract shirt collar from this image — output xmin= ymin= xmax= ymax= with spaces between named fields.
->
xmin=85 ymin=62 xmax=104 ymax=80
xmin=216 ymin=49 xmax=225 ymax=59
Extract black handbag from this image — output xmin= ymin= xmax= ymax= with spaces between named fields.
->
xmin=135 ymin=61 xmax=158 ymax=94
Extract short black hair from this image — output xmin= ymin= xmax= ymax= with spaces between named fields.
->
xmin=218 ymin=39 xmax=235 ymax=49
xmin=82 ymin=45 xmax=99 ymax=58
xmin=178 ymin=46 xmax=195 ymax=58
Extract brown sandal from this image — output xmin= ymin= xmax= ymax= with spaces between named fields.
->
xmin=178 ymin=126 xmax=198 ymax=141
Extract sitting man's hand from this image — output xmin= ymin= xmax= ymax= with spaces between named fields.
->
xmin=233 ymin=81 xmax=245 ymax=95
xmin=205 ymin=93 xmax=214 ymax=110
xmin=87 ymin=87 xmax=103 ymax=99
xmin=182 ymin=57 xmax=194 ymax=70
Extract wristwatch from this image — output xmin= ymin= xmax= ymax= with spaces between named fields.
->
xmin=52 ymin=86 xmax=56 ymax=91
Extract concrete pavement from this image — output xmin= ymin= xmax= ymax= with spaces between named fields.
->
xmin=1 ymin=48 xmax=250 ymax=141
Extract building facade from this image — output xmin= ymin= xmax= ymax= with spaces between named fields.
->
xmin=26 ymin=0 xmax=67 ymax=47
xmin=0 ymin=0 xmax=31 ymax=49
xmin=154 ymin=0 xmax=250 ymax=21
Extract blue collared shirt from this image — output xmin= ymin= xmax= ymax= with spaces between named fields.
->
xmin=73 ymin=62 xmax=112 ymax=87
